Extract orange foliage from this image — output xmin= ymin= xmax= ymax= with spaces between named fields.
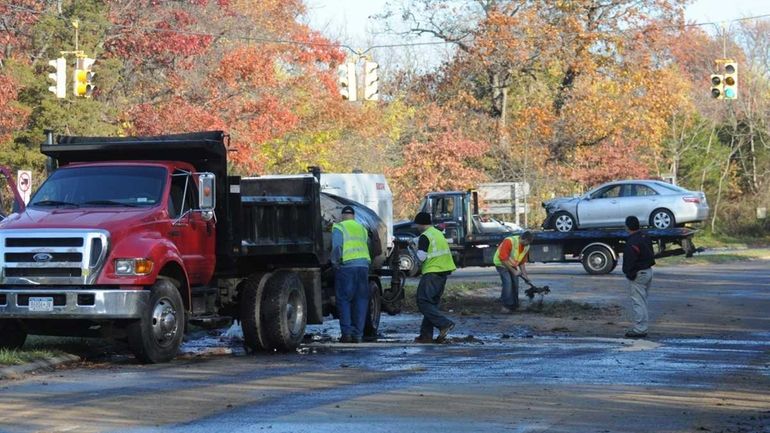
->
xmin=390 ymin=106 xmax=489 ymax=215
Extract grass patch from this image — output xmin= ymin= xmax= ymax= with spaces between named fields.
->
xmin=0 ymin=348 xmax=62 ymax=366
xmin=661 ymin=248 xmax=770 ymax=266
xmin=694 ymin=231 xmax=770 ymax=249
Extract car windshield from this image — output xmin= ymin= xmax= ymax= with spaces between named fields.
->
xmin=30 ymin=166 xmax=166 ymax=208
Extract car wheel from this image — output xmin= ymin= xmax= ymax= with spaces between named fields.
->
xmin=650 ymin=209 xmax=675 ymax=229
xmin=553 ymin=211 xmax=576 ymax=232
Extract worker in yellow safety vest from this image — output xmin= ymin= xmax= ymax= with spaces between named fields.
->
xmin=493 ymin=231 xmax=534 ymax=313
xmin=331 ymin=205 xmax=371 ymax=343
xmin=413 ymin=212 xmax=457 ymax=344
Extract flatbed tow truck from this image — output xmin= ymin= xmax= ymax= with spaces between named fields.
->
xmin=394 ymin=190 xmax=699 ymax=275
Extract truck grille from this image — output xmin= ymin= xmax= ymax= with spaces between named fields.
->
xmin=0 ymin=230 xmax=109 ymax=285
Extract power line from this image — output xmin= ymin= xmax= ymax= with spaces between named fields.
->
xmin=2 ymin=1 xmax=770 ymax=54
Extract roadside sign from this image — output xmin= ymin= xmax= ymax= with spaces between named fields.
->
xmin=17 ymin=170 xmax=32 ymax=204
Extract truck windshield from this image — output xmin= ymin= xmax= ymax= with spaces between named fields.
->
xmin=30 ymin=166 xmax=166 ymax=208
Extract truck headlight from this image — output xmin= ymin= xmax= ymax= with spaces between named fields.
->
xmin=115 ymin=258 xmax=154 ymax=276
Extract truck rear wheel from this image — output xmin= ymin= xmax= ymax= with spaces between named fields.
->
xmin=0 ymin=319 xmax=27 ymax=349
xmin=581 ymin=245 xmax=615 ymax=275
xmin=239 ymin=277 xmax=265 ymax=353
xmin=363 ymin=278 xmax=382 ymax=340
xmin=261 ymin=272 xmax=307 ymax=352
xmin=127 ymin=279 xmax=185 ymax=363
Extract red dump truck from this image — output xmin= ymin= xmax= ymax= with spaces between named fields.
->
xmin=0 ymin=131 xmax=403 ymax=362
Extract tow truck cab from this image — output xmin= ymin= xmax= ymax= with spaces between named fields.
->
xmin=393 ymin=191 xmax=514 ymax=273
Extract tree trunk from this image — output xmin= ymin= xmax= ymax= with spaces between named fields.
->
xmin=711 ymin=137 xmax=739 ymax=233
xmin=699 ymin=124 xmax=716 ymax=192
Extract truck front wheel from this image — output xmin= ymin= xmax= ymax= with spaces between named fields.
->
xmin=0 ymin=319 xmax=27 ymax=349
xmin=363 ymin=279 xmax=382 ymax=340
xmin=261 ymin=272 xmax=307 ymax=352
xmin=127 ymin=279 xmax=185 ymax=363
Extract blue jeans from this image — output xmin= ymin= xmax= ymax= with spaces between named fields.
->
xmin=335 ymin=266 xmax=370 ymax=339
xmin=416 ymin=273 xmax=453 ymax=338
xmin=496 ymin=266 xmax=519 ymax=309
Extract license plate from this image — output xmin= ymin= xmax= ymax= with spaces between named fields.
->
xmin=29 ymin=297 xmax=54 ymax=312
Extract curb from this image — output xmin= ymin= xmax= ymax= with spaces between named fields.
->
xmin=0 ymin=354 xmax=81 ymax=380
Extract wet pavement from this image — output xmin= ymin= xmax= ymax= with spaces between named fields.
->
xmin=0 ymin=260 xmax=769 ymax=432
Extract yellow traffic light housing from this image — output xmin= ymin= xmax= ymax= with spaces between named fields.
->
xmin=710 ymin=74 xmax=723 ymax=99
xmin=47 ymin=57 xmax=67 ymax=99
xmin=723 ymin=62 xmax=737 ymax=100
xmin=363 ymin=61 xmax=379 ymax=101
xmin=73 ymin=57 xmax=95 ymax=98
xmin=338 ymin=63 xmax=357 ymax=102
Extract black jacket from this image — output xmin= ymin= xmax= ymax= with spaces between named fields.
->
xmin=622 ymin=231 xmax=655 ymax=280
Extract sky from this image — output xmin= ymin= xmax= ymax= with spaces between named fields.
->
xmin=307 ymin=0 xmax=770 ymax=49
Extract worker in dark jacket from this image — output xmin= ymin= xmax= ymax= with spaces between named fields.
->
xmin=413 ymin=212 xmax=456 ymax=343
xmin=622 ymin=216 xmax=656 ymax=338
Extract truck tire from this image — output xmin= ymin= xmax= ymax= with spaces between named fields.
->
xmin=239 ymin=276 xmax=265 ymax=353
xmin=363 ymin=279 xmax=382 ymax=340
xmin=553 ymin=211 xmax=577 ymax=232
xmin=127 ymin=279 xmax=185 ymax=363
xmin=382 ymin=271 xmax=405 ymax=316
xmin=0 ymin=319 xmax=27 ymax=349
xmin=261 ymin=272 xmax=307 ymax=352
xmin=582 ymin=245 xmax=614 ymax=275
xmin=398 ymin=250 xmax=420 ymax=277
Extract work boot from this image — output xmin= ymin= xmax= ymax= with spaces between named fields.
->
xmin=413 ymin=335 xmax=433 ymax=344
xmin=435 ymin=322 xmax=455 ymax=343
xmin=624 ymin=330 xmax=648 ymax=339
xmin=339 ymin=335 xmax=353 ymax=343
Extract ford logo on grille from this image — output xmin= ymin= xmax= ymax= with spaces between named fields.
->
xmin=33 ymin=253 xmax=53 ymax=262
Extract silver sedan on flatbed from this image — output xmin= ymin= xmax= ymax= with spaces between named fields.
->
xmin=542 ymin=180 xmax=709 ymax=232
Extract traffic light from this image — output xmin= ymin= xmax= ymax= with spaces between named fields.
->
xmin=338 ymin=63 xmax=357 ymax=101
xmin=73 ymin=57 xmax=95 ymax=98
xmin=47 ymin=57 xmax=67 ymax=99
xmin=710 ymin=74 xmax=724 ymax=99
xmin=363 ymin=61 xmax=379 ymax=101
xmin=723 ymin=62 xmax=738 ymax=100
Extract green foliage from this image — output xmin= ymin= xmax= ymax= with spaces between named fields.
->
xmin=0 ymin=348 xmax=61 ymax=366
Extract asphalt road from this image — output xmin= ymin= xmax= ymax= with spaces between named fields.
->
xmin=0 ymin=260 xmax=769 ymax=433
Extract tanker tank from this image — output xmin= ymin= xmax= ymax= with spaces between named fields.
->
xmin=320 ymin=192 xmax=388 ymax=269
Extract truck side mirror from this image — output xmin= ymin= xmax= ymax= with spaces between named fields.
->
xmin=197 ymin=173 xmax=216 ymax=215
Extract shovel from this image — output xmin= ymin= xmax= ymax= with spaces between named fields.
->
xmin=520 ymin=274 xmax=551 ymax=300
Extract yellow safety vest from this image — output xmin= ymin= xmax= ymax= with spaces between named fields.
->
xmin=493 ymin=235 xmax=529 ymax=267
xmin=421 ymin=226 xmax=457 ymax=274
xmin=333 ymin=219 xmax=371 ymax=263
